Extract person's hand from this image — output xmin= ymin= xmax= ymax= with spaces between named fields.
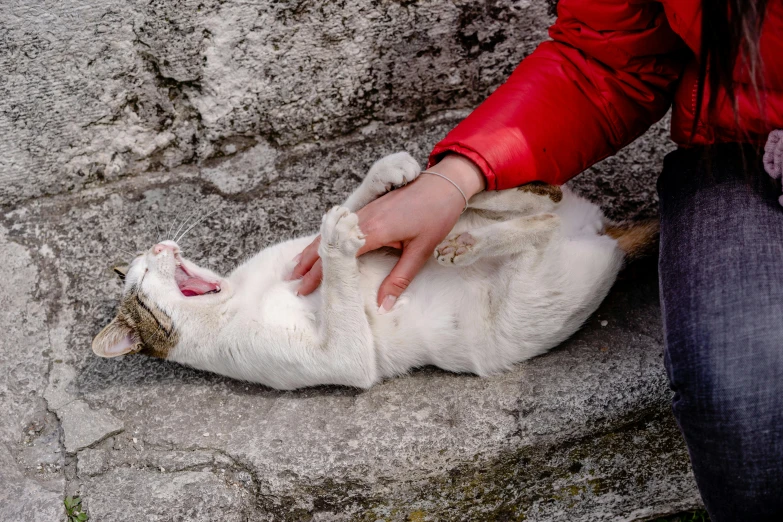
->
xmin=289 ymin=154 xmax=486 ymax=312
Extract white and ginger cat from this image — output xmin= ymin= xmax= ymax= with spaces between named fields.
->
xmin=93 ymin=152 xmax=654 ymax=390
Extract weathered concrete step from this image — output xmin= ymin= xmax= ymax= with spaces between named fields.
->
xmin=1 ymin=118 xmax=699 ymax=520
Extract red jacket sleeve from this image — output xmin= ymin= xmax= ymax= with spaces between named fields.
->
xmin=429 ymin=0 xmax=688 ymax=189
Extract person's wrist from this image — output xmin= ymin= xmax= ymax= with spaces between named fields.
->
xmin=429 ymin=154 xmax=486 ymax=198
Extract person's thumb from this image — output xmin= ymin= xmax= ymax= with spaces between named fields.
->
xmin=377 ymin=242 xmax=431 ymax=313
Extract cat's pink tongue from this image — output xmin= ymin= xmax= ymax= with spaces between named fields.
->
xmin=179 ymin=277 xmax=219 ymax=297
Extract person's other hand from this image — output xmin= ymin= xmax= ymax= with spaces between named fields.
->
xmin=289 ymin=154 xmax=486 ymax=312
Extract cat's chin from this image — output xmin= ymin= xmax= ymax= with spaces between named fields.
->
xmin=174 ymin=255 xmax=222 ymax=297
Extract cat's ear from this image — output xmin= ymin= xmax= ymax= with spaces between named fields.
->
xmin=92 ymin=318 xmax=140 ymax=358
xmin=113 ymin=265 xmax=129 ymax=281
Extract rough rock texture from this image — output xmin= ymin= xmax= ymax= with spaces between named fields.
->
xmin=1 ymin=0 xmax=552 ymax=206
xmin=0 ymin=0 xmax=697 ymax=520
xmin=85 ymin=468 xmax=255 ymax=521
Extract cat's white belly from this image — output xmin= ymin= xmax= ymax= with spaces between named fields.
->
xmin=357 ymin=234 xmax=621 ymax=379
xmin=223 ymin=208 xmax=622 ymax=384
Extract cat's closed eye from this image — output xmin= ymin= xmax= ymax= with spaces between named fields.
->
xmin=113 ymin=265 xmax=128 ymax=281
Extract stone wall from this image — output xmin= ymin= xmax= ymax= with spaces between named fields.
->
xmin=0 ymin=0 xmax=673 ymax=218
xmin=1 ymin=0 xmax=556 ymax=205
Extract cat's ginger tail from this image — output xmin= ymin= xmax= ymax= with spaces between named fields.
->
xmin=605 ymin=219 xmax=660 ymax=260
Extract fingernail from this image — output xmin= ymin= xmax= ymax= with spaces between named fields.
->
xmin=292 ymin=253 xmax=302 ymax=264
xmin=378 ymin=295 xmax=397 ymax=315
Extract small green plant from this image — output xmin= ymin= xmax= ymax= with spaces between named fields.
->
xmin=64 ymin=496 xmax=88 ymax=522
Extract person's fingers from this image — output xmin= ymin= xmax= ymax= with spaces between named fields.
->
xmin=287 ymin=236 xmax=321 ymax=281
xmin=356 ymin=234 xmax=403 ymax=257
xmin=296 ymin=258 xmax=323 ymax=295
xmin=354 ymin=206 xmax=402 ymax=256
xmin=376 ymin=241 xmax=431 ymax=312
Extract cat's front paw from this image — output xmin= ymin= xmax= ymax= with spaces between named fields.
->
xmin=320 ymin=206 xmax=366 ymax=257
xmin=365 ymin=152 xmax=421 ymax=194
xmin=435 ymin=232 xmax=478 ymax=267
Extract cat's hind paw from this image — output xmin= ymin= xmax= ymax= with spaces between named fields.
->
xmin=320 ymin=206 xmax=366 ymax=257
xmin=435 ymin=232 xmax=478 ymax=267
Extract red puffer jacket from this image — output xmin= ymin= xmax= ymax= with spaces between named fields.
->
xmin=429 ymin=0 xmax=783 ymax=189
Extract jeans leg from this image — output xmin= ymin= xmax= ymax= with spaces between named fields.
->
xmin=658 ymin=145 xmax=783 ymax=521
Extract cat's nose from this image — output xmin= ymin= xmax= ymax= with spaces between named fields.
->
xmin=153 ymin=241 xmax=180 ymax=255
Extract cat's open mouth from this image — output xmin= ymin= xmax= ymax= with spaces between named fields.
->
xmin=174 ymin=256 xmax=221 ymax=297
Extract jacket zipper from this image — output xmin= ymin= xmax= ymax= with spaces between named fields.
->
xmin=691 ymin=82 xmax=698 ymax=118
xmin=691 ymin=65 xmax=705 ymax=141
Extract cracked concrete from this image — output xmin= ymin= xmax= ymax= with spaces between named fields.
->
xmin=58 ymin=400 xmax=124 ymax=454
xmin=0 ymin=226 xmax=65 ymax=521
xmin=1 ymin=0 xmax=700 ymax=520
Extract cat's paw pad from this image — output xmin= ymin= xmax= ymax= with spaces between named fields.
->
xmin=366 ymin=152 xmax=421 ymax=194
xmin=435 ymin=232 xmax=478 ymax=266
xmin=320 ymin=206 xmax=365 ymax=256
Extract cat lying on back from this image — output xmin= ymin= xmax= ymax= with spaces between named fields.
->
xmin=93 ymin=152 xmax=653 ymax=390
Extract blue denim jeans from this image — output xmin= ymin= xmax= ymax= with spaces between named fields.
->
xmin=658 ymin=144 xmax=783 ymax=521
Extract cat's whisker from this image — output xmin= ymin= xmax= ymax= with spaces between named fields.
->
xmin=176 ymin=209 xmax=218 ymax=244
xmin=172 ymin=210 xmax=199 ymax=243
xmin=171 ymin=215 xmax=191 ymax=243
xmin=166 ymin=214 xmax=180 ymax=241
xmin=118 ymin=241 xmax=147 ymax=258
